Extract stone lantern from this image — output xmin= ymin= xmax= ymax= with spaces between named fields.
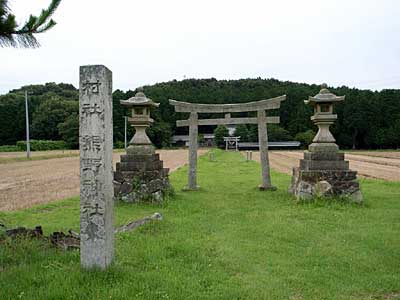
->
xmin=114 ymin=90 xmax=170 ymax=203
xmin=120 ymin=90 xmax=159 ymax=155
xmin=289 ymin=85 xmax=363 ymax=203
xmin=305 ymin=84 xmax=344 ymax=153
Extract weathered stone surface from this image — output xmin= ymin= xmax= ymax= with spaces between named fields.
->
xmin=303 ymin=152 xmax=344 ymax=161
xmin=113 ymin=150 xmax=170 ymax=203
xmin=117 ymin=160 xmax=163 ymax=172
xmin=300 ymin=159 xmax=349 ymax=171
xmin=308 ymin=143 xmax=339 ymax=153
xmin=258 ymin=109 xmax=275 ymax=190
xmin=113 ymin=171 xmax=123 ymax=183
xmin=289 ymin=167 xmax=363 ymax=202
xmin=120 ymin=182 xmax=133 ymax=194
xmin=79 ymin=65 xmax=114 ymax=269
xmin=126 ymin=145 xmax=155 ymax=155
xmin=120 ymin=154 xmax=160 ymax=162
xmin=188 ymin=112 xmax=198 ymax=190
xmin=113 ymin=181 xmax=121 ymax=197
xmin=350 ymin=190 xmax=363 ymax=204
xmin=314 ymin=180 xmax=332 ymax=196
xmin=147 ymin=179 xmax=165 ymax=193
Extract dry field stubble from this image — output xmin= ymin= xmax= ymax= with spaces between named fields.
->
xmin=0 ymin=149 xmax=206 ymax=211
xmin=249 ymin=151 xmax=400 ymax=181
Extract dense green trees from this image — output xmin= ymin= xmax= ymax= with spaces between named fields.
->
xmin=0 ymin=78 xmax=399 ymax=149
xmin=31 ymin=98 xmax=77 ymax=140
xmin=233 ymin=124 xmax=292 ymax=142
xmin=214 ymin=125 xmax=229 ymax=147
xmin=213 ymin=125 xmax=229 ymax=147
xmin=234 ymin=124 xmax=250 ymax=142
xmin=58 ymin=113 xmax=78 ymax=148
xmin=294 ymin=130 xmax=315 ymax=148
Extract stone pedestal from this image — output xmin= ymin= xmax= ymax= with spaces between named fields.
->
xmin=289 ymin=150 xmax=363 ymax=203
xmin=115 ymin=91 xmax=171 ymax=202
xmin=113 ymin=152 xmax=170 ymax=203
xmin=289 ymin=85 xmax=363 ymax=203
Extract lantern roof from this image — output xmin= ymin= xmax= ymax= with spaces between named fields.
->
xmin=304 ymin=84 xmax=345 ymax=105
xmin=120 ymin=90 xmax=159 ymax=107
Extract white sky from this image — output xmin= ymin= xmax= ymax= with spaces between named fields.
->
xmin=1 ymin=0 xmax=400 ymax=94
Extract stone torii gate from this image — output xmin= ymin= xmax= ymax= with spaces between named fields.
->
xmin=169 ymin=95 xmax=286 ymax=191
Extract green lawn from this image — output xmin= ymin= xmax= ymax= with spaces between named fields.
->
xmin=1 ymin=150 xmax=399 ymax=300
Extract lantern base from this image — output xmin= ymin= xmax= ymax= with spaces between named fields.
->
xmin=289 ymin=150 xmax=363 ymax=203
xmin=114 ymin=152 xmax=171 ymax=203
xmin=126 ymin=144 xmax=155 ymax=155
xmin=308 ymin=142 xmax=339 ymax=153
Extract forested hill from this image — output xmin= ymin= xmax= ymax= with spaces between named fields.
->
xmin=1 ymin=79 xmax=399 ymax=149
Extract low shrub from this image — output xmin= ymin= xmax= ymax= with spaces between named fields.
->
xmin=0 ymin=145 xmax=20 ymax=152
xmin=114 ymin=140 xmax=125 ymax=149
xmin=16 ymin=140 xmax=68 ymax=151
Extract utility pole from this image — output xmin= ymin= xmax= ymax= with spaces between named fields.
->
xmin=124 ymin=116 xmax=127 ymax=149
xmin=25 ymin=90 xmax=31 ymax=159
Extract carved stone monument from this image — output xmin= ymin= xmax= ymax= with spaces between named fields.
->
xmin=79 ymin=65 xmax=114 ymax=269
xmin=289 ymin=85 xmax=363 ymax=202
xmin=113 ymin=90 xmax=170 ymax=202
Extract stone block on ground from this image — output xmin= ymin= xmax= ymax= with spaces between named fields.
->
xmin=113 ymin=151 xmax=170 ymax=203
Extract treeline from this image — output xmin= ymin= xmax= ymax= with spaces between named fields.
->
xmin=1 ymin=79 xmax=399 ymax=149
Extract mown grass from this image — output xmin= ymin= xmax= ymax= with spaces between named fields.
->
xmin=0 ymin=150 xmax=399 ymax=300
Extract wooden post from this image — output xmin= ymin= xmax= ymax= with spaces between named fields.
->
xmin=257 ymin=110 xmax=276 ymax=190
xmin=187 ymin=112 xmax=199 ymax=190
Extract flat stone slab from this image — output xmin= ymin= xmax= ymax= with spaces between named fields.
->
xmin=120 ymin=153 xmax=160 ymax=162
xmin=300 ymin=159 xmax=349 ymax=171
xmin=303 ymin=151 xmax=345 ymax=161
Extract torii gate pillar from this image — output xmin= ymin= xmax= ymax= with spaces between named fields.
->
xmin=187 ymin=112 xmax=199 ymax=190
xmin=170 ymin=95 xmax=286 ymax=191
xmin=257 ymin=110 xmax=276 ymax=190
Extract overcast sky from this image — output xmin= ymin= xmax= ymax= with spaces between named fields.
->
xmin=1 ymin=0 xmax=400 ymax=94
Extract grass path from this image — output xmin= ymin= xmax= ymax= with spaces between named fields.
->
xmin=1 ymin=150 xmax=400 ymax=300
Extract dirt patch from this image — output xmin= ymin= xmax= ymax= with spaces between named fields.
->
xmin=0 ymin=149 xmax=206 ymax=212
xmin=247 ymin=151 xmax=400 ymax=181
xmin=349 ymin=151 xmax=400 ymax=159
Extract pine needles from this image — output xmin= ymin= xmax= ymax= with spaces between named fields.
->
xmin=0 ymin=0 xmax=61 ymax=48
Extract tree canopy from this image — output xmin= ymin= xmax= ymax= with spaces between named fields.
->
xmin=0 ymin=78 xmax=399 ymax=150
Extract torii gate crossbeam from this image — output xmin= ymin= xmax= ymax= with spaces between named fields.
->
xmin=169 ymin=95 xmax=286 ymax=191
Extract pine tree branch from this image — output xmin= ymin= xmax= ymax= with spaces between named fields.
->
xmin=0 ymin=0 xmax=61 ymax=48
xmin=36 ymin=19 xmax=57 ymax=33
xmin=34 ymin=0 xmax=61 ymax=30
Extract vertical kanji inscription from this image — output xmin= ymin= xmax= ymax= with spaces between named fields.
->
xmin=79 ymin=65 xmax=113 ymax=269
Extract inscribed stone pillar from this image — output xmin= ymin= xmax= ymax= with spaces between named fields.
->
xmin=257 ymin=110 xmax=275 ymax=190
xmin=79 ymin=65 xmax=114 ymax=269
xmin=187 ymin=112 xmax=199 ymax=190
